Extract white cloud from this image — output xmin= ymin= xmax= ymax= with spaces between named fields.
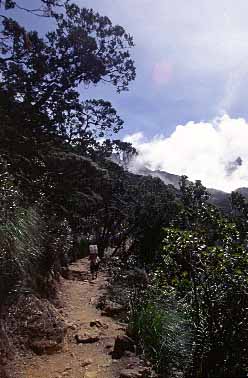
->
xmin=124 ymin=115 xmax=248 ymax=192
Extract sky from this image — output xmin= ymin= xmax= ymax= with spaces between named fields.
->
xmin=78 ymin=0 xmax=248 ymax=132
xmin=8 ymin=1 xmax=248 ymax=191
xmin=78 ymin=0 xmax=248 ymax=192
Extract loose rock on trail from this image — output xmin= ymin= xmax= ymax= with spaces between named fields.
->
xmin=11 ymin=258 xmax=152 ymax=378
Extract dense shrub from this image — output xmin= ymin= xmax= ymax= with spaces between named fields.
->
xmin=126 ymin=179 xmax=248 ymax=378
xmin=159 ymin=228 xmax=248 ymax=378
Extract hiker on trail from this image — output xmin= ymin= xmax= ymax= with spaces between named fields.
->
xmin=88 ymin=244 xmax=100 ymax=280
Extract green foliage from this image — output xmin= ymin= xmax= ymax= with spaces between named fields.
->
xmin=1 ymin=2 xmax=248 ymax=377
xmin=130 ymin=291 xmax=193 ymax=376
xmin=230 ymin=191 xmax=248 ymax=242
xmin=159 ymin=227 xmax=248 ymax=377
xmin=128 ymin=179 xmax=248 ymax=377
xmin=0 ymin=0 xmax=136 ymax=208
xmin=0 ymin=207 xmax=44 ymax=303
xmin=126 ymin=176 xmax=178 ymax=264
xmin=79 ymin=238 xmax=89 ymax=258
xmin=0 ymin=0 xmax=137 ymax=304
xmin=152 ymin=178 xmax=248 ymax=377
xmin=86 ymin=160 xmax=177 ymax=259
xmin=4 ymin=0 xmax=16 ymax=10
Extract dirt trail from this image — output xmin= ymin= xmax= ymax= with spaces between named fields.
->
xmin=13 ymin=258 xmax=130 ymax=378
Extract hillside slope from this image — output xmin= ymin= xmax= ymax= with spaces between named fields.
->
xmin=131 ymin=166 xmax=248 ymax=212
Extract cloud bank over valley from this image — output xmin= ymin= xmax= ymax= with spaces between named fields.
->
xmin=125 ymin=115 xmax=248 ymax=192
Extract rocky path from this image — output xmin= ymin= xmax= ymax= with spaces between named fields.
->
xmin=12 ymin=258 xmax=149 ymax=378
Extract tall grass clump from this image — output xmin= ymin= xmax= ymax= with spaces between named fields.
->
xmin=0 ymin=208 xmax=44 ymax=303
xmin=129 ymin=288 xmax=193 ymax=377
xmin=0 ymin=163 xmax=75 ymax=304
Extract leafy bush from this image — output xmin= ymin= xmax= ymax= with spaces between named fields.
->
xmin=159 ymin=228 xmax=248 ymax=378
xmin=43 ymin=218 xmax=73 ymax=273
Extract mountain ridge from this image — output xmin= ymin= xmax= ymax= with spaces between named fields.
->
xmin=131 ymin=166 xmax=248 ymax=212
